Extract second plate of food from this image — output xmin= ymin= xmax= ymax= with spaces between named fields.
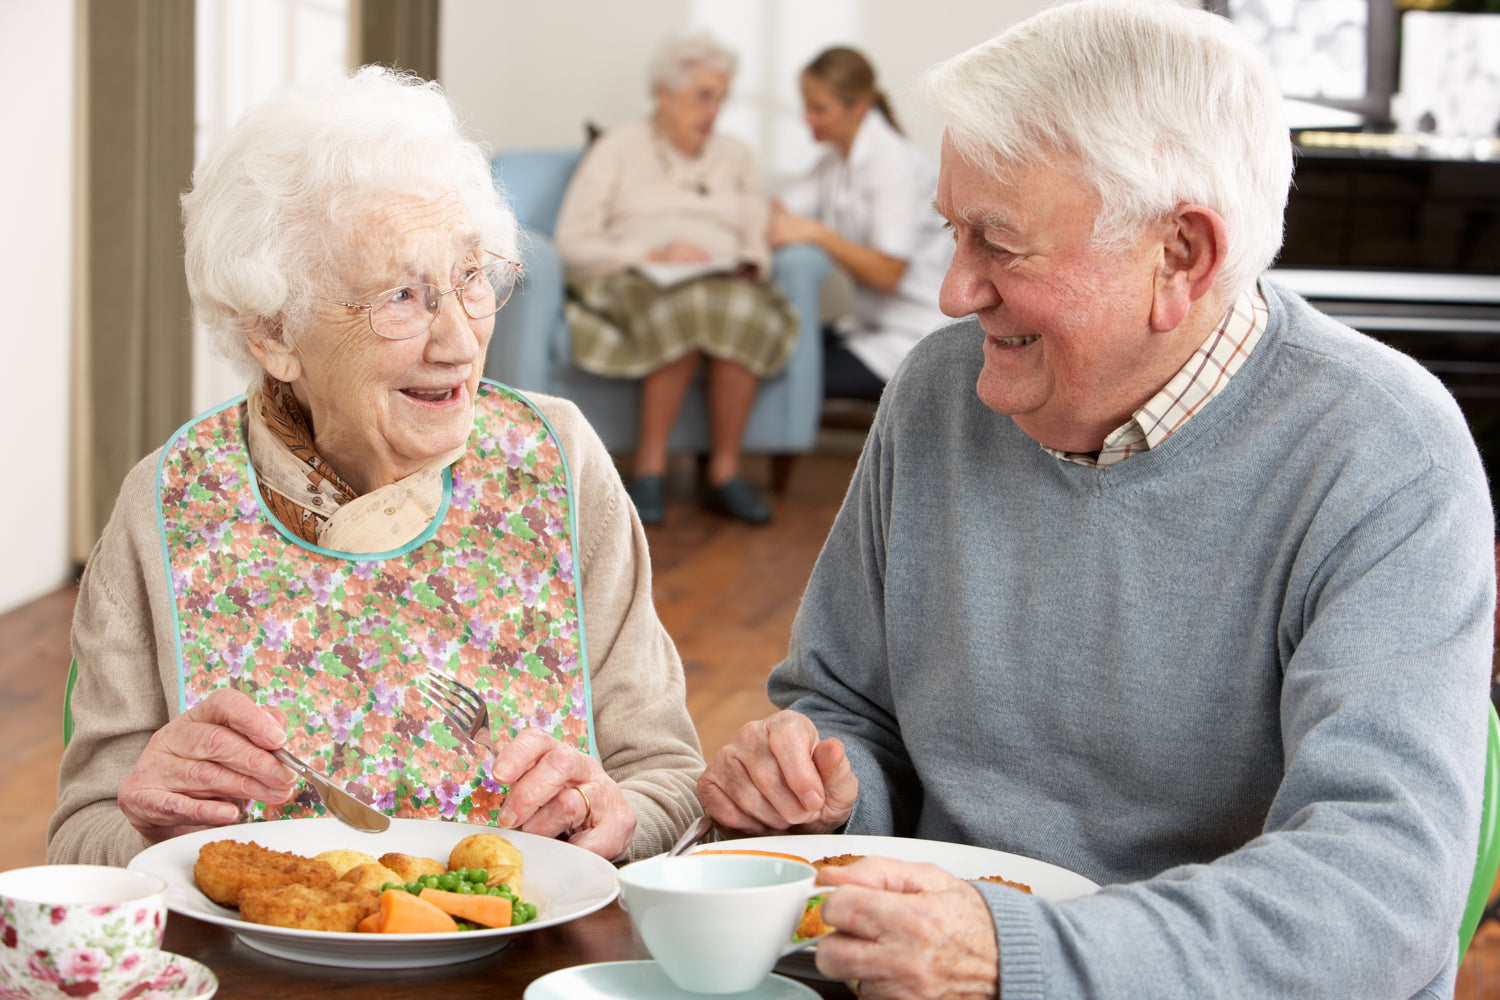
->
xmin=127 ymin=816 xmax=619 ymax=968
xmin=688 ymin=834 xmax=1100 ymax=980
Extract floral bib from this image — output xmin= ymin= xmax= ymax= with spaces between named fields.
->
xmin=157 ymin=381 xmax=590 ymax=824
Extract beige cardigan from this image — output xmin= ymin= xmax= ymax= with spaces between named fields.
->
xmin=48 ymin=392 xmax=704 ymax=865
xmin=553 ymin=119 xmax=773 ymax=280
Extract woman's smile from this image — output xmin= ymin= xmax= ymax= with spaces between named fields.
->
xmin=399 ymin=382 xmax=467 ymax=404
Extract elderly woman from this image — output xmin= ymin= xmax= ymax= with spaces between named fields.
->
xmin=47 ymin=67 xmax=704 ymax=866
xmin=771 ymin=47 xmax=952 ymax=400
xmin=553 ymin=33 xmax=799 ymax=526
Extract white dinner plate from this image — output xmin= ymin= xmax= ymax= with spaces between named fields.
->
xmin=524 ymin=960 xmax=819 ymax=1000
xmin=127 ymin=816 xmax=619 ymax=969
xmin=689 ymin=834 xmax=1100 ymax=981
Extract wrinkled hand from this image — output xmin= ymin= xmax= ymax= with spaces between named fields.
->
xmin=118 ymin=688 xmax=295 ymax=844
xmin=696 ymin=709 xmax=857 ymax=835
xmin=647 ymin=239 xmax=713 ymax=264
xmin=767 ymin=207 xmax=822 ymax=248
xmin=491 ymin=728 xmax=635 ymax=860
xmin=814 ymin=857 xmax=1000 ymax=1000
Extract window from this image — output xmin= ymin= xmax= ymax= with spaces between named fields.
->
xmin=192 ymin=0 xmax=350 ymax=411
xmin=1207 ymin=0 xmax=1398 ymax=127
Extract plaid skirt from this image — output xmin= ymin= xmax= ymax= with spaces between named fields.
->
xmin=565 ymin=271 xmax=800 ymax=379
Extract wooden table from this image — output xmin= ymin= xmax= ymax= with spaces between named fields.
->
xmin=164 ymin=901 xmax=855 ymax=998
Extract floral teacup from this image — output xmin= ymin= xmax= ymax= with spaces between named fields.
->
xmin=0 ymin=864 xmax=167 ymax=999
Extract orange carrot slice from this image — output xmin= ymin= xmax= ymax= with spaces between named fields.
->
xmin=366 ymin=888 xmax=459 ymax=933
xmin=418 ymin=887 xmax=514 ymax=928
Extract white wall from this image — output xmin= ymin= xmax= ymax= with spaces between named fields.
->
xmin=0 ymin=0 xmax=76 ymax=613
xmin=438 ymin=0 xmax=1052 ymax=190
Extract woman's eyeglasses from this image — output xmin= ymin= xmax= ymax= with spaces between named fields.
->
xmin=325 ymin=250 xmax=523 ymax=341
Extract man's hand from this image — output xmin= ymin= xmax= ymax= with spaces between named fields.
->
xmin=118 ymin=688 xmax=295 ymax=843
xmin=697 ymin=709 xmax=857 ymax=835
xmin=815 ymin=857 xmax=1001 ymax=1000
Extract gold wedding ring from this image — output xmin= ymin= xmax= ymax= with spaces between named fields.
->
xmin=575 ymin=785 xmax=592 ymax=828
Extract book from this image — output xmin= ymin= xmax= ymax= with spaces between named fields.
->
xmin=631 ymin=261 xmax=735 ymax=289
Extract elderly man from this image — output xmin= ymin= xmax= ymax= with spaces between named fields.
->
xmin=697 ymin=1 xmax=1496 ymax=997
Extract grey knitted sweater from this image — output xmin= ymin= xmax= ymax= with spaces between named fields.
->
xmin=770 ymin=278 xmax=1496 ymax=998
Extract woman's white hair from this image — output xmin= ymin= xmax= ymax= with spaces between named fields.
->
xmin=920 ymin=0 xmax=1292 ymax=299
xmin=647 ymin=32 xmax=738 ymax=94
xmin=182 ymin=65 xmax=517 ymax=377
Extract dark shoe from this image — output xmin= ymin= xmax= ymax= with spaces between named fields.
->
xmin=701 ymin=477 xmax=771 ymax=524
xmin=628 ymin=475 xmax=665 ymax=526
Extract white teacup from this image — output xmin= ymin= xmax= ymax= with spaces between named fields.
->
xmin=0 ymin=865 xmax=168 ymax=999
xmin=617 ymin=853 xmax=829 ymax=994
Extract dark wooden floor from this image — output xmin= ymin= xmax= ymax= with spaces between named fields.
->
xmin=3 ymin=432 xmax=1496 ymax=997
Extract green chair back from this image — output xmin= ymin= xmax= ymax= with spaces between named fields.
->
xmin=1459 ymin=699 xmax=1500 ymax=954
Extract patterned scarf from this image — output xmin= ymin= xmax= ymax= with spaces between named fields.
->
xmin=250 ymin=375 xmax=360 ymax=545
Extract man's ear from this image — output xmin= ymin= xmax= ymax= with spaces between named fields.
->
xmin=243 ymin=318 xmax=301 ymax=383
xmin=1150 ymin=204 xmax=1227 ymax=332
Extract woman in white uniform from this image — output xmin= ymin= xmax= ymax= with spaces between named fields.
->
xmin=770 ymin=47 xmax=953 ymax=399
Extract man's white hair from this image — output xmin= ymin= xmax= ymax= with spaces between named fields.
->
xmin=920 ymin=0 xmax=1292 ymax=298
xmin=182 ymin=65 xmax=517 ymax=377
xmin=647 ymin=32 xmax=738 ymax=94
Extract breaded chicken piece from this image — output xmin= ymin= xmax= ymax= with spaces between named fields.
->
xmin=976 ymin=874 xmax=1032 ymax=893
xmin=239 ymin=881 xmax=379 ymax=932
xmin=314 ymin=849 xmax=379 ymax=879
xmin=193 ymin=840 xmax=334 ymax=908
xmin=378 ymin=852 xmax=445 ymax=883
xmin=812 ymin=853 xmax=863 ymax=869
xmin=340 ymin=862 xmax=405 ymax=893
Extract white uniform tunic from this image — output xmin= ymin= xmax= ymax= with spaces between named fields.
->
xmin=779 ymin=109 xmax=954 ymax=381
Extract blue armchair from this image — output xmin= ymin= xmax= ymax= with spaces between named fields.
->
xmin=484 ymin=148 xmax=831 ymax=492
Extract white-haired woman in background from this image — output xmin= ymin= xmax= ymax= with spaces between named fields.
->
xmin=554 ymin=33 xmax=798 ymax=526
xmin=49 ymin=66 xmax=704 ymax=867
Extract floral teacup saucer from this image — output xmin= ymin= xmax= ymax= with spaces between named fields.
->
xmin=0 ymin=950 xmax=217 ymax=1000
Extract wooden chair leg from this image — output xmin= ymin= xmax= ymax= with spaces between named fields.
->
xmin=770 ymin=454 xmax=796 ymax=495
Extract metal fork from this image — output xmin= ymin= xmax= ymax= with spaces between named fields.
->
xmin=417 ymin=668 xmax=496 ymax=757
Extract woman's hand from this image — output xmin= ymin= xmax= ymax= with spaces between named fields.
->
xmin=767 ymin=206 xmax=825 ymax=248
xmin=814 ymin=857 xmax=1000 ymax=1000
xmin=491 ymin=729 xmax=636 ymax=860
xmin=696 ymin=709 xmax=857 ymax=835
xmin=648 ymin=239 xmax=713 ymax=264
xmin=117 ymin=688 xmax=295 ymax=844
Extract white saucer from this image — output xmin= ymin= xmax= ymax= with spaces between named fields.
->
xmin=0 ymin=951 xmax=217 ymax=1000
xmin=524 ymin=960 xmax=819 ymax=999
xmin=123 ymin=951 xmax=219 ymax=1000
